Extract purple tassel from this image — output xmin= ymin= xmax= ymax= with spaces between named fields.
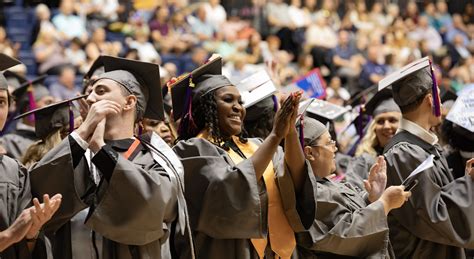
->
xmin=357 ymin=106 xmax=363 ymax=137
xmin=429 ymin=60 xmax=441 ymax=117
xmin=138 ymin=125 xmax=143 ymax=136
xmin=178 ymin=74 xmax=197 ymax=136
xmin=299 ymin=116 xmax=304 ymax=150
xmin=271 ymin=95 xmax=278 ymax=112
xmin=68 ymin=102 xmax=74 ymax=134
xmin=27 ymin=85 xmax=36 ymax=123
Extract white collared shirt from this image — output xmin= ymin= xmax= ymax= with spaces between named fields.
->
xmin=398 ymin=118 xmax=438 ymax=145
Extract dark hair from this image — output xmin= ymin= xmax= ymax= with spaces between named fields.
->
xmin=399 ymin=89 xmax=432 ymax=114
xmin=177 ymin=91 xmax=247 ymax=149
xmin=243 ymin=110 xmax=275 ymax=139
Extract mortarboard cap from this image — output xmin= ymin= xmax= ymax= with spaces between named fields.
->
xmin=170 ymin=56 xmax=227 ymax=122
xmin=445 ymin=85 xmax=474 ymax=134
xmin=236 ymin=70 xmax=277 ymax=109
xmin=304 ymin=98 xmax=350 ymax=123
xmin=364 ymin=87 xmax=400 ymax=117
xmin=14 ymin=95 xmax=85 ymax=139
xmin=3 ymin=70 xmax=27 ymax=89
xmin=12 ymin=75 xmax=50 ymax=113
xmin=0 ymin=54 xmax=22 ymax=91
xmin=299 ymin=116 xmax=328 ymax=146
xmin=379 ymin=57 xmax=441 ymax=116
xmin=93 ymin=55 xmax=164 ymax=121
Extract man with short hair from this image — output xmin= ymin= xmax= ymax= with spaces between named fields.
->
xmin=381 ymin=57 xmax=474 ymax=258
xmin=30 ymin=55 xmax=187 ymax=259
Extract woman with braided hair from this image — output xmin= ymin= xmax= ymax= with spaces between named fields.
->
xmin=171 ymin=57 xmax=317 ymax=259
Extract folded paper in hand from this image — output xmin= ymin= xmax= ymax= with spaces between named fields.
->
xmin=402 ymin=154 xmax=435 ymax=185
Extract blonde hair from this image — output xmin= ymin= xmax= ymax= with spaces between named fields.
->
xmin=22 ymin=130 xmax=62 ymax=168
xmin=355 ymin=119 xmax=378 ymax=157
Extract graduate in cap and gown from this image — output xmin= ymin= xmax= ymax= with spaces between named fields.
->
xmin=171 ymin=56 xmax=317 ymax=259
xmin=344 ymin=88 xmax=401 ymax=190
xmin=15 ymin=96 xmax=84 ymax=168
xmin=0 ymin=53 xmax=62 ymax=258
xmin=295 ymin=116 xmax=410 ymax=258
xmin=30 ymin=55 xmax=186 ymax=259
xmin=0 ymin=75 xmax=54 ymax=160
xmin=381 ymin=57 xmax=474 ymax=258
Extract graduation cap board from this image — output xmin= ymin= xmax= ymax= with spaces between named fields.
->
xmin=446 ymin=85 xmax=474 ymax=134
xmin=0 ymin=54 xmax=22 ymax=91
xmin=305 ymin=99 xmax=350 ymax=122
xmin=12 ymin=75 xmax=50 ymax=117
xmin=364 ymin=87 xmax=400 ymax=117
xmin=93 ymin=55 xmax=164 ymax=121
xmin=14 ymin=95 xmax=86 ymax=139
xmin=4 ymin=70 xmax=27 ymax=89
xmin=236 ymin=70 xmax=277 ymax=109
xmin=378 ymin=57 xmax=441 ymax=117
xmin=169 ymin=56 xmax=224 ymax=122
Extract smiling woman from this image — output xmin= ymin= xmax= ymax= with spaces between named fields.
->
xmin=171 ymin=57 xmax=317 ymax=259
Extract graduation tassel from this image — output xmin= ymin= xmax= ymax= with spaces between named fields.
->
xmin=271 ymin=95 xmax=278 ymax=112
xmin=68 ymin=101 xmax=74 ymax=134
xmin=298 ymin=116 xmax=304 ymax=150
xmin=26 ymin=83 xmax=36 ymax=123
xmin=429 ymin=60 xmax=441 ymax=117
xmin=178 ymin=74 xmax=197 ymax=136
xmin=138 ymin=124 xmax=143 ymax=136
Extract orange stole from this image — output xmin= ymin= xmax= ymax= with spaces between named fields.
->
xmin=197 ymin=132 xmax=296 ymax=259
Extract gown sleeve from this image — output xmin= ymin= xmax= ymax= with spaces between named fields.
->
xmin=298 ymin=182 xmax=390 ymax=257
xmin=85 ymin=145 xmax=178 ymax=246
xmin=384 ymin=142 xmax=474 ymax=249
xmin=173 ymin=138 xmax=266 ymax=239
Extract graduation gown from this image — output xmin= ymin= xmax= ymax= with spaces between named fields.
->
xmin=172 ymin=137 xmax=317 ymax=259
xmin=384 ymin=130 xmax=474 ymax=258
xmin=0 ymin=123 xmax=37 ymax=160
xmin=296 ymin=177 xmax=394 ymax=259
xmin=0 ymin=155 xmax=48 ymax=259
xmin=30 ymin=133 xmax=180 ymax=259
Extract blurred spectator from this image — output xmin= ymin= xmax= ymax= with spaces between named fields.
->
xmin=33 ymin=28 xmax=71 ymax=75
xmin=463 ymin=3 xmax=474 ymax=25
xmin=87 ymin=27 xmax=122 ymax=56
xmin=0 ymin=27 xmax=17 ymax=57
xmin=188 ymin=4 xmax=216 ymax=41
xmin=182 ymin=47 xmax=209 ymax=72
xmin=332 ymin=30 xmax=364 ymax=78
xmin=408 ymin=15 xmax=443 ymax=52
xmin=203 ymin=0 xmax=227 ymax=33
xmin=149 ymin=6 xmax=171 ymax=48
xmin=306 ymin=14 xmax=337 ymax=74
xmin=436 ymin=1 xmax=452 ymax=35
xmin=49 ymin=66 xmax=81 ymax=101
xmin=369 ymin=2 xmax=390 ymax=29
xmin=348 ymin=1 xmax=375 ymax=33
xmin=326 ymin=76 xmax=351 ymax=103
xmin=403 ymin=1 xmax=419 ymax=23
xmin=127 ymin=26 xmax=161 ymax=63
xmin=316 ymin=0 xmax=341 ymax=31
xmin=449 ymin=34 xmax=472 ymax=66
xmin=52 ymin=0 xmax=88 ymax=43
xmin=446 ymin=14 xmax=470 ymax=46
xmin=65 ymin=37 xmax=87 ymax=70
xmin=358 ymin=45 xmax=387 ymax=91
xmin=422 ymin=3 xmax=440 ymax=31
xmin=288 ymin=0 xmax=311 ymax=29
xmin=245 ymin=32 xmax=264 ymax=64
xmin=31 ymin=4 xmax=61 ymax=46
xmin=296 ymin=53 xmax=314 ymax=75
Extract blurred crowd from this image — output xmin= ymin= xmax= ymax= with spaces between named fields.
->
xmin=0 ymin=0 xmax=473 ymax=106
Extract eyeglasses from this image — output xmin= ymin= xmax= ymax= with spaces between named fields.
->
xmin=311 ymin=139 xmax=337 ymax=150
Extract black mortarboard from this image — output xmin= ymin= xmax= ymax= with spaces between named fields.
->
xmin=0 ymin=54 xmax=22 ymax=91
xmin=364 ymin=87 xmax=400 ymax=117
xmin=12 ymin=75 xmax=50 ymax=113
xmin=379 ymin=57 xmax=441 ymax=116
xmin=304 ymin=98 xmax=350 ymax=123
xmin=170 ymin=56 xmax=227 ymax=122
xmin=14 ymin=95 xmax=85 ymax=139
xmin=92 ymin=55 xmax=164 ymax=121
xmin=4 ymin=70 xmax=27 ymax=89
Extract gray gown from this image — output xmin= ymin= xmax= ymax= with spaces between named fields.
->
xmin=0 ymin=123 xmax=37 ymax=160
xmin=296 ymin=177 xmax=394 ymax=259
xmin=30 ymin=134 xmax=180 ymax=259
xmin=0 ymin=155 xmax=48 ymax=258
xmin=344 ymin=152 xmax=377 ymax=191
xmin=172 ymin=138 xmax=317 ymax=259
xmin=384 ymin=131 xmax=474 ymax=258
